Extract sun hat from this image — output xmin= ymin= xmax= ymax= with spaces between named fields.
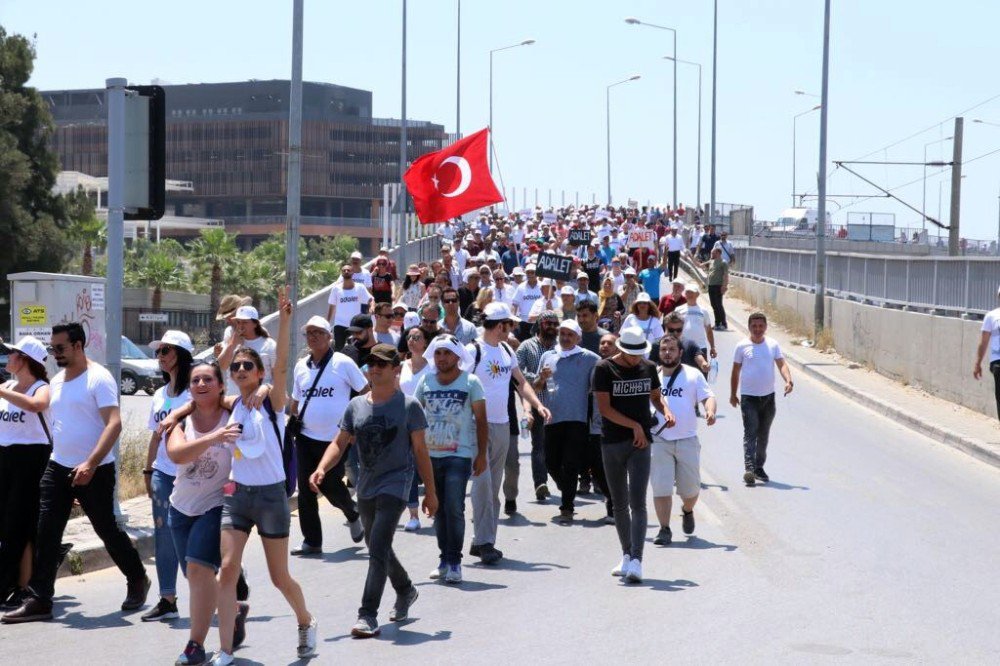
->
xmin=232 ymin=305 xmax=260 ymax=321
xmin=0 ymin=335 xmax=47 ymax=365
xmin=149 ymin=330 xmax=195 ymax=354
xmin=616 ymin=326 xmax=652 ymax=356
xmin=216 ymin=295 xmax=252 ymax=321
xmin=635 ymin=292 xmax=652 ymax=304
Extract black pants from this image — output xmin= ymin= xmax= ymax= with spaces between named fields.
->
xmin=741 ymin=394 xmax=777 ymax=472
xmin=708 ymin=284 xmax=727 ymax=328
xmin=295 ymin=434 xmax=358 ymax=547
xmin=992 ymin=361 xmax=1000 ymax=422
xmin=357 ymin=494 xmax=412 ymax=622
xmin=544 ymin=422 xmax=588 ymax=511
xmin=583 ymin=435 xmax=612 ymax=504
xmin=333 ymin=325 xmax=349 ymax=352
xmin=0 ymin=445 xmax=51 ymax=594
xmin=667 ymin=251 xmax=681 ymax=280
xmin=29 ymin=461 xmax=145 ymax=602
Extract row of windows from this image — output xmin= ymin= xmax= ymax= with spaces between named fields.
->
xmin=170 ymin=108 xmax=245 ymax=117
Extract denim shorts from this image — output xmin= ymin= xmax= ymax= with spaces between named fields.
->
xmin=221 ymin=482 xmax=291 ymax=539
xmin=169 ymin=505 xmax=222 ymax=574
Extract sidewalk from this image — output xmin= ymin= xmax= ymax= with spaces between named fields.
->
xmin=718 ymin=286 xmax=1000 ymax=468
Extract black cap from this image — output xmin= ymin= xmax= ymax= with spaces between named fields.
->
xmin=347 ymin=314 xmax=373 ymax=332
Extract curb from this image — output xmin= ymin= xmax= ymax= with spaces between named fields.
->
xmin=726 ymin=310 xmax=1000 ymax=472
xmin=59 ymin=494 xmax=301 ymax=579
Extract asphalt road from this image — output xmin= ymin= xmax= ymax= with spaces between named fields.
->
xmin=2 ymin=330 xmax=998 ymax=663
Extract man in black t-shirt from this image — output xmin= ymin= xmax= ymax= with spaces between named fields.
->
xmin=592 ymin=326 xmax=675 ymax=585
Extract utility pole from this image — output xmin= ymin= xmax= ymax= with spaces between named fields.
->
xmin=948 ymin=117 xmax=963 ymax=256
xmin=285 ymin=0 xmax=304 ymax=369
xmin=814 ymin=0 xmax=831 ymax=334
xmin=398 ymin=0 xmax=408 ymax=272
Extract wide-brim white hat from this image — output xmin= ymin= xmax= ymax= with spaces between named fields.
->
xmin=616 ymin=326 xmax=652 ymax=356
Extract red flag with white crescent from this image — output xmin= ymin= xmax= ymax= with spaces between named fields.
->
xmin=404 ymin=128 xmax=503 ymax=224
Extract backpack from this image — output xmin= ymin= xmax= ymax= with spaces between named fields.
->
xmin=255 ymin=396 xmax=297 ymax=498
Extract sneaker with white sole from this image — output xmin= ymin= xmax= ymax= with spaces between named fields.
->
xmin=429 ymin=561 xmax=447 ymax=579
xmin=210 ymin=651 xmax=234 ymax=666
xmin=351 ymin=616 xmax=380 ymax=638
xmin=389 ymin=586 xmax=418 ymax=622
xmin=611 ymin=554 xmax=631 ymax=577
xmin=349 ymin=517 xmax=365 ymax=543
xmin=404 ymin=516 xmax=420 ymax=532
xmin=175 ymin=640 xmax=206 ymax=665
xmin=297 ymin=615 xmax=318 ymax=658
xmin=625 ymin=558 xmax=643 ymax=583
xmin=141 ymin=596 xmax=179 ymax=622
xmin=444 ymin=564 xmax=463 ymax=584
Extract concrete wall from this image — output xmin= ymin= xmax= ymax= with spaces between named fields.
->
xmin=733 ymin=275 xmax=994 ymax=418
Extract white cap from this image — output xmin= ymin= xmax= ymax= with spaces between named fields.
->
xmin=576 ymin=271 xmax=589 ymax=280
xmin=483 ymin=301 xmax=520 ymax=322
xmin=623 ymin=267 xmax=637 ymax=276
xmin=635 ymin=292 xmax=652 ymax=304
xmin=403 ymin=312 xmax=421 ymax=330
xmin=684 ymin=282 xmax=701 ymax=294
xmin=423 ymin=334 xmax=474 ymax=371
xmin=541 ymin=278 xmax=556 ymax=287
xmin=149 ymin=330 xmax=195 ymax=354
xmin=300 ymin=315 xmax=332 ymax=334
xmin=350 ymin=251 xmax=363 ymax=260
xmin=559 ymin=285 xmax=576 ymax=296
xmin=559 ymin=319 xmax=582 ymax=337
xmin=525 ymin=263 xmax=537 ymax=272
xmin=512 ymin=266 xmax=525 ymax=276
xmin=672 ymin=278 xmax=686 ymax=286
xmin=0 ymin=335 xmax=47 ymax=365
xmin=616 ymin=326 xmax=652 ymax=356
xmin=233 ymin=305 xmax=260 ymax=321
xmin=464 ymin=268 xmax=479 ymax=280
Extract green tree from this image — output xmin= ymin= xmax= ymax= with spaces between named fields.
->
xmin=65 ymin=186 xmax=104 ymax=275
xmin=188 ymin=228 xmax=239 ymax=341
xmin=0 ymin=27 xmax=71 ymax=334
xmin=129 ymin=249 xmax=185 ymax=337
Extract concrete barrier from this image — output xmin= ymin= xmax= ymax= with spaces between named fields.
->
xmin=733 ymin=275 xmax=995 ymax=419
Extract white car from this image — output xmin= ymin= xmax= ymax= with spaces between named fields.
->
xmin=120 ymin=335 xmax=163 ymax=395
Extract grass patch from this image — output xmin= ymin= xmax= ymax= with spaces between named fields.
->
xmin=728 ymin=283 xmax=836 ymax=352
xmin=117 ymin=423 xmax=151 ymax=502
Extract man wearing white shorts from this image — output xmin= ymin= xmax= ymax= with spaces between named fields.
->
xmin=650 ymin=335 xmax=716 ymax=546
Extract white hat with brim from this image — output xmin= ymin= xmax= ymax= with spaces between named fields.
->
xmin=423 ymin=334 xmax=474 ymax=371
xmin=684 ymin=282 xmax=701 ymax=294
xmin=300 ymin=315 xmax=332 ymax=334
xmin=0 ymin=335 xmax=47 ymax=365
xmin=232 ymin=305 xmax=260 ymax=321
xmin=635 ymin=292 xmax=652 ymax=304
xmin=616 ymin=326 xmax=652 ymax=356
xmin=559 ymin=286 xmax=576 ymax=296
xmin=149 ymin=329 xmax=195 ymax=354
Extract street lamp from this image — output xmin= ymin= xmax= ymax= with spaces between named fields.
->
xmin=923 ymin=136 xmax=953 ymax=231
xmin=664 ymin=56 xmax=702 ymax=210
xmin=792 ymin=104 xmax=821 ymax=206
xmin=607 ymin=75 xmax=642 ymax=205
xmin=489 ymin=38 xmax=535 ymax=172
xmin=625 ymin=17 xmax=678 ymax=207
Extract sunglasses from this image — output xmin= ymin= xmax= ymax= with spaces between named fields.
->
xmin=376 ymin=313 xmax=392 ymax=319
xmin=154 ymin=346 xmax=175 ymax=357
xmin=442 ymin=299 xmax=458 ymax=304
xmin=229 ymin=361 xmax=256 ymax=373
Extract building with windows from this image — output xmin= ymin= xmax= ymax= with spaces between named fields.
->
xmin=42 ymin=80 xmax=449 ymax=252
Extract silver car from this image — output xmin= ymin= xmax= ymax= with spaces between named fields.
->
xmin=120 ymin=335 xmax=164 ymax=395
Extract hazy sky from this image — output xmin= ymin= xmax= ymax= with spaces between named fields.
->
xmin=4 ymin=0 xmax=1000 ymax=240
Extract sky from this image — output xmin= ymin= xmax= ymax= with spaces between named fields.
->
xmin=4 ymin=0 xmax=1000 ymax=241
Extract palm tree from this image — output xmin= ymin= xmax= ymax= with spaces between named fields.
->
xmin=131 ymin=250 xmax=185 ymax=338
xmin=188 ymin=228 xmax=239 ymax=341
xmin=64 ymin=186 xmax=105 ymax=276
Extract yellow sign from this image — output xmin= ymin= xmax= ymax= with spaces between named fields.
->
xmin=18 ymin=305 xmax=47 ymax=326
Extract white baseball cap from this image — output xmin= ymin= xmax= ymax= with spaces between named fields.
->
xmin=0 ymin=335 xmax=47 ymax=365
xmin=623 ymin=267 xmax=637 ymax=276
xmin=232 ymin=305 xmax=260 ymax=321
xmin=149 ymin=330 xmax=194 ymax=354
xmin=300 ymin=315 xmax=331 ymax=334
xmin=576 ymin=271 xmax=589 ymax=280
xmin=350 ymin=251 xmax=363 ymax=260
xmin=559 ymin=319 xmax=582 ymax=337
xmin=483 ymin=302 xmax=520 ymax=322
xmin=525 ymin=263 xmax=537 ymax=272
xmin=684 ymin=282 xmax=701 ymax=294
xmin=635 ymin=292 xmax=653 ymax=304
xmin=559 ymin=285 xmax=576 ymax=296
xmin=403 ymin=311 xmax=421 ymax=330
xmin=512 ymin=266 xmax=525 ymax=276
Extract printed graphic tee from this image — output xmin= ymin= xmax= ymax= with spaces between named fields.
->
xmin=414 ymin=371 xmax=485 ymax=458
xmin=591 ymin=357 xmax=661 ymax=443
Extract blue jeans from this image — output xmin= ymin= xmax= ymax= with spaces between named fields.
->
xmin=150 ymin=470 xmax=179 ymax=597
xmin=169 ymin=505 xmax=223 ymax=574
xmin=407 ymin=473 xmax=420 ymax=510
xmin=432 ymin=456 xmax=473 ymax=565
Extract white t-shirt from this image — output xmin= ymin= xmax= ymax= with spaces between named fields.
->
xmin=733 ymin=337 xmax=784 ymax=397
xmin=147 ymin=385 xmax=192 ymax=476
xmin=292 ymin=351 xmax=368 ymax=441
xmin=528 ymin=296 xmax=561 ymax=321
xmin=49 ymin=363 xmax=119 ymax=467
xmin=399 ymin=361 xmax=431 ymax=397
xmin=170 ymin=411 xmax=233 ymax=517
xmin=0 ymin=379 xmax=50 ymax=446
xmin=493 ymin=284 xmax=515 ymax=305
xmin=346 ymin=269 xmax=373 ymax=289
xmin=466 ymin=341 xmax=518 ymax=424
xmin=453 ymin=248 xmax=470 ymax=272
xmin=663 ymin=235 xmax=686 ymax=252
xmin=328 ymin=283 xmax=372 ymax=327
xmin=982 ymin=308 xmax=1000 ymax=363
xmin=675 ymin=304 xmax=713 ymax=349
xmin=512 ymin=282 xmax=543 ymax=317
xmin=621 ymin=313 xmax=664 ymax=344
xmin=714 ymin=240 xmax=736 ymax=263
xmin=654 ymin=365 xmax=714 ymax=441
xmin=689 ymin=231 xmax=703 ymax=250
xmin=228 ymin=399 xmax=286 ymax=486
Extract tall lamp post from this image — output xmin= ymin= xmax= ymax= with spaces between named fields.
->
xmin=456 ymin=0 xmax=461 ymax=137
xmin=710 ymin=0 xmax=718 ymax=227
xmin=489 ymin=38 xmax=535 ymax=172
xmin=626 ymin=17 xmax=678 ymax=206
xmin=814 ymin=0 xmax=831 ymax=336
xmin=664 ymin=55 xmax=702 ymax=210
xmin=792 ymin=104 xmax=821 ymax=206
xmin=607 ymin=75 xmax=642 ymax=205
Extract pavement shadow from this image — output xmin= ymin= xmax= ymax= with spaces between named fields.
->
xmin=54 ymin=607 xmax=134 ymax=630
xmin=415 ymin=580 xmax=507 ymax=592
xmin=319 ymin=546 xmax=367 ymax=564
xmin=640 ymin=578 xmax=699 ymax=593
xmin=503 ymin=513 xmax=546 ymax=528
xmin=757 ymin=480 xmax=810 ymax=491
xmin=489 ymin=557 xmax=570 ymax=573
xmin=672 ymin=535 xmax=738 ymax=552
xmin=700 ymin=482 xmax=729 ymax=492
xmin=575 ymin=518 xmax=616 ymax=529
xmin=326 ymin=624 xmax=452 ymax=645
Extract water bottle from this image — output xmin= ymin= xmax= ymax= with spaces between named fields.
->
xmin=707 ymin=358 xmax=719 ymax=384
xmin=519 ymin=418 xmax=530 ymax=441
xmin=544 ymin=356 xmax=559 ymax=395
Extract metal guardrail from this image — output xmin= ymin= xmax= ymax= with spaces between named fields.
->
xmin=734 ymin=246 xmax=1000 ymax=317
xmin=236 ymin=215 xmax=379 ymax=228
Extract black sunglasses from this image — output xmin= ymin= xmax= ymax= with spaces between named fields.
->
xmin=154 ymin=346 xmax=175 ymax=357
xmin=229 ymin=361 xmax=256 ymax=373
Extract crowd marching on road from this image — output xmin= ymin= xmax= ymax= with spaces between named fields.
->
xmin=0 ymin=202 xmax=808 ymax=664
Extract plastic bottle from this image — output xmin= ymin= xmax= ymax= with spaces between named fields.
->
xmin=707 ymin=358 xmax=719 ymax=384
xmin=519 ymin=418 xmax=530 ymax=441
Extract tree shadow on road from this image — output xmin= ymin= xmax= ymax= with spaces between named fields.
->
xmin=671 ymin=535 xmax=738 ymax=552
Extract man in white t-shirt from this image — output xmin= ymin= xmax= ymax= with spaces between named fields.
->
xmin=674 ymin=284 xmax=716 ymax=360
xmin=289 ymin=316 xmax=368 ymax=557
xmin=328 ymin=265 xmax=374 ymax=351
xmin=3 ymin=323 xmax=148 ymax=624
xmin=347 ymin=251 xmax=373 ymax=288
xmin=511 ymin=264 xmax=543 ymax=340
xmin=650 ymin=335 xmax=716 ymax=546
xmin=661 ymin=227 xmax=687 ymax=280
xmin=451 ymin=238 xmax=471 ymax=273
xmin=729 ymin=312 xmax=793 ymax=487
xmin=465 ymin=303 xmax=549 ymax=565
xmin=973 ymin=285 xmax=1000 ymax=421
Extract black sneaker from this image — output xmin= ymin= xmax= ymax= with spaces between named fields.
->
xmin=469 ymin=544 xmax=482 ymax=558
xmin=122 ymin=574 xmax=151 ymax=611
xmin=175 ymin=639 xmax=207 ymax=665
xmin=388 ymin=586 xmax=418 ymax=622
xmin=479 ymin=544 xmax=503 ymax=565
xmin=653 ymin=526 xmax=673 ymax=546
xmin=682 ymin=510 xmax=695 ymax=535
xmin=236 ymin=565 xmax=250 ymax=602
xmin=743 ymin=470 xmax=756 ymax=487
xmin=503 ymin=499 xmax=516 ymax=515
xmin=1 ymin=596 xmax=53 ymax=623
xmin=233 ymin=601 xmax=250 ymax=649
xmin=754 ymin=468 xmax=769 ymax=483
xmin=2 ymin=588 xmax=26 ymax=610
xmin=141 ymin=597 xmax=179 ymax=622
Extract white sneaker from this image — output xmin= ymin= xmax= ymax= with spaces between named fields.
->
xmin=429 ymin=562 xmax=447 ymax=579
xmin=444 ymin=564 xmax=463 ymax=584
xmin=625 ymin=558 xmax=643 ymax=583
xmin=611 ymin=554 xmax=631 ymax=577
xmin=210 ymin=652 xmax=235 ymax=666
xmin=297 ymin=615 xmax=318 ymax=658
xmin=404 ymin=516 xmax=420 ymax=532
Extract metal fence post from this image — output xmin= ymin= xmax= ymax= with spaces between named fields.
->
xmin=905 ymin=260 xmax=910 ymax=304
xmin=883 ymin=259 xmax=888 ymax=300
xmin=964 ymin=260 xmax=971 ymax=310
xmin=932 ymin=261 xmax=938 ymax=308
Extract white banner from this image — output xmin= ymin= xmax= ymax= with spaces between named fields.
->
xmin=627 ymin=229 xmax=656 ymax=250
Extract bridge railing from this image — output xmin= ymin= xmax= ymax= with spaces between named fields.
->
xmin=734 ymin=246 xmax=1000 ymax=318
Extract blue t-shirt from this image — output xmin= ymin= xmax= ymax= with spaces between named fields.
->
xmin=639 ymin=267 xmax=664 ymax=301
xmin=413 ymin=371 xmax=485 ymax=459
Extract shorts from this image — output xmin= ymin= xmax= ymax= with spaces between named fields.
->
xmin=650 ymin=435 xmax=701 ymax=498
xmin=169 ymin=505 xmax=223 ymax=574
xmin=221 ymin=481 xmax=291 ymax=539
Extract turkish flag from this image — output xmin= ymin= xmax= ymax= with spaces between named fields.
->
xmin=404 ymin=128 xmax=503 ymax=224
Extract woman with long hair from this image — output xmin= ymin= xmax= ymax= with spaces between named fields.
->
xmin=621 ymin=292 xmax=664 ymax=343
xmin=399 ymin=265 xmax=426 ymax=310
xmin=140 ymin=330 xmax=194 ymax=623
xmin=597 ymin=276 xmax=625 ymax=332
xmin=217 ymin=305 xmax=277 ymax=395
xmin=465 ymin=286 xmax=494 ymax=327
xmin=0 ymin=336 xmax=51 ymax=610
xmin=398 ymin=327 xmax=433 ymax=532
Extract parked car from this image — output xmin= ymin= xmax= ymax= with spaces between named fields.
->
xmin=121 ymin=335 xmax=163 ymax=395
